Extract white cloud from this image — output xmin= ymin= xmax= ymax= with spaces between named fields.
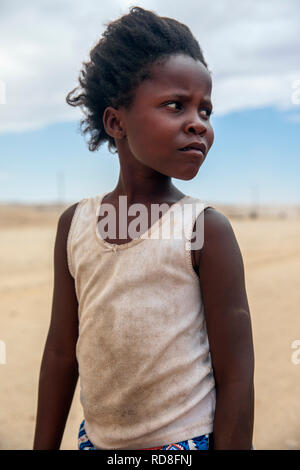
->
xmin=0 ymin=0 xmax=299 ymax=133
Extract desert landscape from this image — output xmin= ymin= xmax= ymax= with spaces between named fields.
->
xmin=0 ymin=201 xmax=300 ymax=450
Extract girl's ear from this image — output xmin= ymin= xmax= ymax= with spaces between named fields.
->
xmin=103 ymin=107 xmax=126 ymax=140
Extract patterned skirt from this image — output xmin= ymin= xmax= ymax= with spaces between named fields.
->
xmin=78 ymin=419 xmax=213 ymax=450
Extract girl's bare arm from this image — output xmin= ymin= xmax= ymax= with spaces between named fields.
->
xmin=198 ymin=208 xmax=255 ymax=450
xmin=33 ymin=203 xmax=79 ymax=449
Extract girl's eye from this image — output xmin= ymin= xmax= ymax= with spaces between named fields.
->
xmin=164 ymin=102 xmax=213 ymax=118
xmin=200 ymin=108 xmax=213 ymax=118
xmin=164 ymin=101 xmax=182 ymax=110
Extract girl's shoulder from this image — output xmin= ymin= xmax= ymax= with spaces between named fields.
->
xmin=57 ymin=195 xmax=101 ymax=248
xmin=58 ymin=202 xmax=80 ymax=237
xmin=194 ymin=207 xmax=242 ymax=272
xmin=54 ymin=202 xmax=81 ymax=281
xmin=202 ymin=207 xmax=234 ymax=238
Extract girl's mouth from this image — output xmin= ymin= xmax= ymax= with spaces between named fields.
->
xmin=179 ymin=147 xmax=204 ymax=157
xmin=178 ymin=141 xmax=206 ymax=157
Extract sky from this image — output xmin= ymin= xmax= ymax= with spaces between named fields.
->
xmin=0 ymin=0 xmax=299 ymax=205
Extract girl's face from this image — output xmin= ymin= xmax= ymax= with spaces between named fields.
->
xmin=117 ymin=53 xmax=214 ymax=180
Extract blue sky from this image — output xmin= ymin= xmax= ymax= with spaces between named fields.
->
xmin=0 ymin=106 xmax=299 ymax=205
xmin=0 ymin=0 xmax=299 ymax=205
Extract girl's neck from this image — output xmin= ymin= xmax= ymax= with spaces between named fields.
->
xmin=107 ymin=173 xmax=185 ymax=205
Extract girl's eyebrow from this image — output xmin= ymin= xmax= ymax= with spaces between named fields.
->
xmin=158 ymin=92 xmax=213 ymax=107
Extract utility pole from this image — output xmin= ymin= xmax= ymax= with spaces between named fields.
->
xmin=250 ymin=183 xmax=260 ymax=218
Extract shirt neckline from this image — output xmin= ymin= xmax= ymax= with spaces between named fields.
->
xmin=94 ymin=192 xmax=189 ymax=251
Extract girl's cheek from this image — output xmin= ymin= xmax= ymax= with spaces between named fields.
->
xmin=208 ymin=125 xmax=214 ymax=148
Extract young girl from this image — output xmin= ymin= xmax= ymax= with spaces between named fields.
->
xmin=33 ymin=6 xmax=254 ymax=450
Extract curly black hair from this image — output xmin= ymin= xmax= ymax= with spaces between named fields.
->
xmin=66 ymin=6 xmax=208 ymax=153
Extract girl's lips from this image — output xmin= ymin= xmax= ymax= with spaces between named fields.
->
xmin=178 ymin=148 xmax=204 ymax=158
xmin=178 ymin=141 xmax=206 ymax=155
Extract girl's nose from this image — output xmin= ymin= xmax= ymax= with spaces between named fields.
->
xmin=184 ymin=117 xmax=206 ymax=135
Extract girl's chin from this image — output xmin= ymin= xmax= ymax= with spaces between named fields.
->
xmin=174 ymin=163 xmax=202 ymax=181
xmin=153 ymin=161 xmax=202 ymax=180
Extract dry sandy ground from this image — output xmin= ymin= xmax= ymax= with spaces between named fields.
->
xmin=0 ymin=203 xmax=299 ymax=450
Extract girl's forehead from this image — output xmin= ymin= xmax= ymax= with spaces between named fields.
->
xmin=137 ymin=54 xmax=212 ymax=97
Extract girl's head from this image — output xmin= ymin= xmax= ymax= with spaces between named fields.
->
xmin=66 ymin=6 xmax=214 ymax=180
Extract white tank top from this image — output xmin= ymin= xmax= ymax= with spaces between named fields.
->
xmin=67 ymin=192 xmax=216 ymax=449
